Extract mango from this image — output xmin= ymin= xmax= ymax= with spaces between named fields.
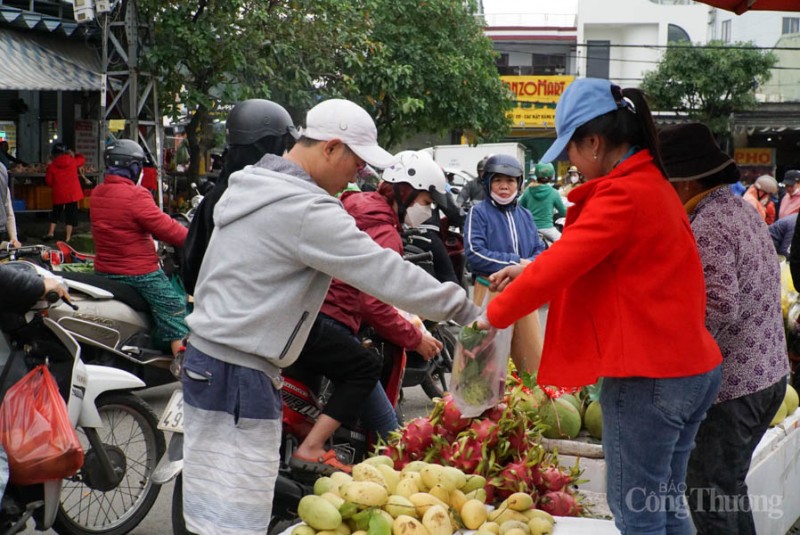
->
xmin=385 ymin=495 xmax=419 ymax=519
xmin=342 ymin=481 xmax=390 ymax=507
xmin=354 ymin=463 xmax=388 ymax=488
xmin=298 ymin=495 xmax=343 ymax=530
xmin=422 ymin=505 xmax=452 ymax=535
xmin=527 ymin=517 xmax=554 ymax=535
xmin=392 ymin=515 xmax=429 ymax=535
xmin=460 ymin=499 xmax=488 ymax=529
xmin=505 ymin=493 xmax=534 ymax=512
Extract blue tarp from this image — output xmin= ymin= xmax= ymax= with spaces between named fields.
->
xmin=0 ymin=29 xmax=103 ymax=91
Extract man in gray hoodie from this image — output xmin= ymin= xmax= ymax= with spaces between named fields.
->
xmin=180 ymin=99 xmax=480 ymax=535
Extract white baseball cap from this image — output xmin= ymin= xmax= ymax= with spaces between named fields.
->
xmin=301 ymin=99 xmax=397 ymax=169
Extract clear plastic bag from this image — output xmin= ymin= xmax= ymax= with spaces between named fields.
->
xmin=0 ymin=365 xmax=84 ymax=485
xmin=451 ymin=289 xmax=513 ymax=417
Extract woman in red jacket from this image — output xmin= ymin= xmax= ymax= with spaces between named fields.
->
xmin=44 ymin=143 xmax=85 ymax=242
xmin=91 ymin=139 xmax=189 ymax=358
xmin=480 ymin=79 xmax=723 ymax=534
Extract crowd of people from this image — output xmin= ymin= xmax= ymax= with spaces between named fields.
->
xmin=0 ymin=76 xmax=797 ymax=535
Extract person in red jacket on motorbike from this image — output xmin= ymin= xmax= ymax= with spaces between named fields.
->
xmin=286 ymin=150 xmax=447 ymax=475
xmin=43 ymin=143 xmax=85 ymax=242
xmin=91 ymin=139 xmax=189 ymax=358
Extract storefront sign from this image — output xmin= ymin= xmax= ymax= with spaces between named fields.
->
xmin=75 ymin=120 xmax=99 ymax=170
xmin=501 ymin=76 xmax=575 ymax=129
xmin=734 ymin=148 xmax=774 ymax=166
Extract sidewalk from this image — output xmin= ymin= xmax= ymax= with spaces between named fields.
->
xmin=14 ymin=211 xmax=94 ymax=252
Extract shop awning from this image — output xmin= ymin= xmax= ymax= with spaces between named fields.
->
xmin=694 ymin=0 xmax=800 ymax=15
xmin=0 ymin=29 xmax=103 ymax=91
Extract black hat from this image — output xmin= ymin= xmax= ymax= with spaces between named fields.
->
xmin=784 ymin=170 xmax=800 ymax=186
xmin=658 ymin=123 xmax=739 ymax=183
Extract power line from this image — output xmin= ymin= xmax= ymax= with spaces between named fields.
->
xmin=493 ymin=41 xmax=800 ymax=51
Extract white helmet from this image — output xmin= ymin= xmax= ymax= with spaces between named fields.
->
xmin=755 ymin=175 xmax=778 ymax=194
xmin=382 ymin=150 xmax=447 ymax=196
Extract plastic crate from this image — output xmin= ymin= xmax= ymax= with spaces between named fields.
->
xmin=11 ymin=199 xmax=25 ymax=212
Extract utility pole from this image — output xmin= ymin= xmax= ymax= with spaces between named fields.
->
xmin=98 ymin=0 xmax=164 ymax=208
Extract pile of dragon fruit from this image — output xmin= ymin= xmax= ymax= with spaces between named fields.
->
xmin=379 ymin=380 xmax=584 ymax=517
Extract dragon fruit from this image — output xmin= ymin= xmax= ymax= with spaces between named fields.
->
xmin=439 ymin=395 xmax=470 ymax=434
xmin=539 ymin=466 xmax=574 ymax=493
xmin=402 ymin=417 xmax=435 ymax=457
xmin=467 ymin=418 xmax=500 ymax=449
xmin=538 ymin=490 xmax=582 ymax=516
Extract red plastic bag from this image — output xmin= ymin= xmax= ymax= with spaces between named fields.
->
xmin=0 ymin=365 xmax=84 ymax=485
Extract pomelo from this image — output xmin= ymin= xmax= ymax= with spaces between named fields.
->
xmin=770 ymin=401 xmax=788 ymax=427
xmin=785 ymin=384 xmax=799 ymax=416
xmin=539 ymin=397 xmax=581 ymax=439
xmin=584 ymin=399 xmax=603 ymax=440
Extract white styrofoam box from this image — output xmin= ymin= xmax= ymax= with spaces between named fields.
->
xmin=560 ymin=454 xmax=608 ymax=494
xmin=74 ymin=0 xmax=94 ymax=8
xmin=94 ymin=0 xmax=112 ymax=13
xmin=74 ymin=7 xmax=95 ymax=23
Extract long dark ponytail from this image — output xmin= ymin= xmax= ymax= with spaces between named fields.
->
xmin=572 ymin=85 xmax=667 ymax=179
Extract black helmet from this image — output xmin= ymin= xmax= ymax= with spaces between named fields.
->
xmin=481 ymin=154 xmax=524 ymax=196
xmin=226 ymin=99 xmax=298 ymax=146
xmin=52 ymin=142 xmax=69 ymax=156
xmin=476 ymin=154 xmax=494 ymax=177
xmin=104 ymin=139 xmax=146 ymax=168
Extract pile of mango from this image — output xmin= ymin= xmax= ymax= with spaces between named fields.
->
xmin=293 ymin=457 xmax=557 ymax=535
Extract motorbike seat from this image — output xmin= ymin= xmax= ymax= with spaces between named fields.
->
xmin=59 ymin=272 xmax=151 ymax=312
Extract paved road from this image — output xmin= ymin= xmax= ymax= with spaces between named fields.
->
xmin=23 ymin=377 xmax=439 ymax=535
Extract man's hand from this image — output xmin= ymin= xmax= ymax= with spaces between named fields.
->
xmin=414 ymin=332 xmax=443 ymax=361
xmin=489 ymin=264 xmax=526 ymax=292
xmin=41 ymin=277 xmax=71 ymax=303
xmin=8 ymin=239 xmax=21 ymax=249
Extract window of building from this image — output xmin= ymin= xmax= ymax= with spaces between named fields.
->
xmin=783 ymin=17 xmax=799 ymax=35
xmin=496 ymin=53 xmax=509 ymax=67
xmin=667 ymin=24 xmax=691 ymax=44
xmin=721 ymin=20 xmax=731 ymax=43
xmin=586 ymin=40 xmax=610 ymax=80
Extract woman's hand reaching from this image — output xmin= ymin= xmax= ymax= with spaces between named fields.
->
xmin=489 ymin=263 xmax=526 ymax=292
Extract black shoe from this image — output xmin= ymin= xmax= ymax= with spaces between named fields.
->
xmin=41 ymin=234 xmax=54 ymax=241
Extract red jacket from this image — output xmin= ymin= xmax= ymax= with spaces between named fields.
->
xmin=487 ymin=151 xmax=722 ymax=387
xmin=45 ymin=153 xmax=85 ymax=205
xmin=319 ymin=191 xmax=422 ymax=349
xmin=91 ymin=174 xmax=188 ymax=275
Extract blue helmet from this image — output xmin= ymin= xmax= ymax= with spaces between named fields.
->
xmin=481 ymin=154 xmax=524 ymax=196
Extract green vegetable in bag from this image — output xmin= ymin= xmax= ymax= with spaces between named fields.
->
xmin=459 ymin=322 xmax=488 ymax=351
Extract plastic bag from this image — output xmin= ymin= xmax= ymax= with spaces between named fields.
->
xmin=451 ymin=287 xmax=513 ymax=417
xmin=0 ymin=365 xmax=84 ymax=485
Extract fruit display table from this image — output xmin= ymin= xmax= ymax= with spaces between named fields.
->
xmin=556 ymin=409 xmax=800 ymax=533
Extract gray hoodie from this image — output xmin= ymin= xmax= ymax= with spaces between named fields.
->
xmin=187 ymin=155 xmax=480 ymax=377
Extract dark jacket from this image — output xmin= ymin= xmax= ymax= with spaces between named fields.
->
xmin=91 ymin=174 xmax=187 ymax=275
xmin=182 ymin=181 xmax=226 ymax=294
xmin=456 ymin=179 xmax=485 ymax=208
xmin=0 ymin=265 xmax=44 ymax=313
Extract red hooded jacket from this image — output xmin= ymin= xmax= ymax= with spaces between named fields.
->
xmin=319 ymin=191 xmax=422 ymax=349
xmin=45 ymin=153 xmax=85 ymax=205
xmin=488 ymin=150 xmax=722 ymax=387
xmin=91 ymin=174 xmax=187 ymax=275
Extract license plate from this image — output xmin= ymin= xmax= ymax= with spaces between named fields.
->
xmin=158 ymin=389 xmax=184 ymax=433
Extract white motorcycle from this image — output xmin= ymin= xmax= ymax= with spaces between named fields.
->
xmin=0 ymin=262 xmax=165 ymax=535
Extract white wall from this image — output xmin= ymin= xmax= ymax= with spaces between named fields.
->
xmin=711 ymin=10 xmax=798 ymax=47
xmin=577 ymin=0 xmax=710 ymax=86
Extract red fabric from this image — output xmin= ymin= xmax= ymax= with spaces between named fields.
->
xmin=695 ymin=0 xmax=799 ymax=14
xmin=91 ymin=174 xmax=187 ymax=275
xmin=487 ymin=151 xmax=722 ymax=387
xmin=45 ymin=153 xmax=85 ymax=205
xmin=141 ymin=166 xmax=158 ymax=191
xmin=319 ymin=191 xmax=422 ymax=350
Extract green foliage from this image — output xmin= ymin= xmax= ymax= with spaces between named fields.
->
xmin=138 ymin=0 xmax=511 ymax=179
xmin=342 ymin=0 xmax=513 ymax=146
xmin=642 ymin=41 xmax=777 ymax=136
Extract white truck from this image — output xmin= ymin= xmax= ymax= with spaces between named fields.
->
xmin=422 ymin=142 xmax=528 ymax=178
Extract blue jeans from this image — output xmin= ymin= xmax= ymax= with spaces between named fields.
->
xmin=601 ymin=366 xmax=722 ymax=535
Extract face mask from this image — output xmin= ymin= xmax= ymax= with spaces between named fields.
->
xmin=404 ymin=202 xmax=432 ymax=227
xmin=570 ymin=174 xmax=579 ymax=184
xmin=490 ymin=191 xmax=515 ymax=205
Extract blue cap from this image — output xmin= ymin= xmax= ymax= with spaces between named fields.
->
xmin=541 ymin=78 xmax=620 ymax=164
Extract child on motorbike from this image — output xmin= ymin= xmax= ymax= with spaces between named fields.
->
xmin=464 ymin=154 xmax=546 ymax=373
xmin=286 ymin=150 xmax=446 ymax=474
xmin=90 ymin=139 xmax=189 ymax=358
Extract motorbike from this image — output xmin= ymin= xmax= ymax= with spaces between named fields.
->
xmin=0 ymin=261 xmax=165 ymax=535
